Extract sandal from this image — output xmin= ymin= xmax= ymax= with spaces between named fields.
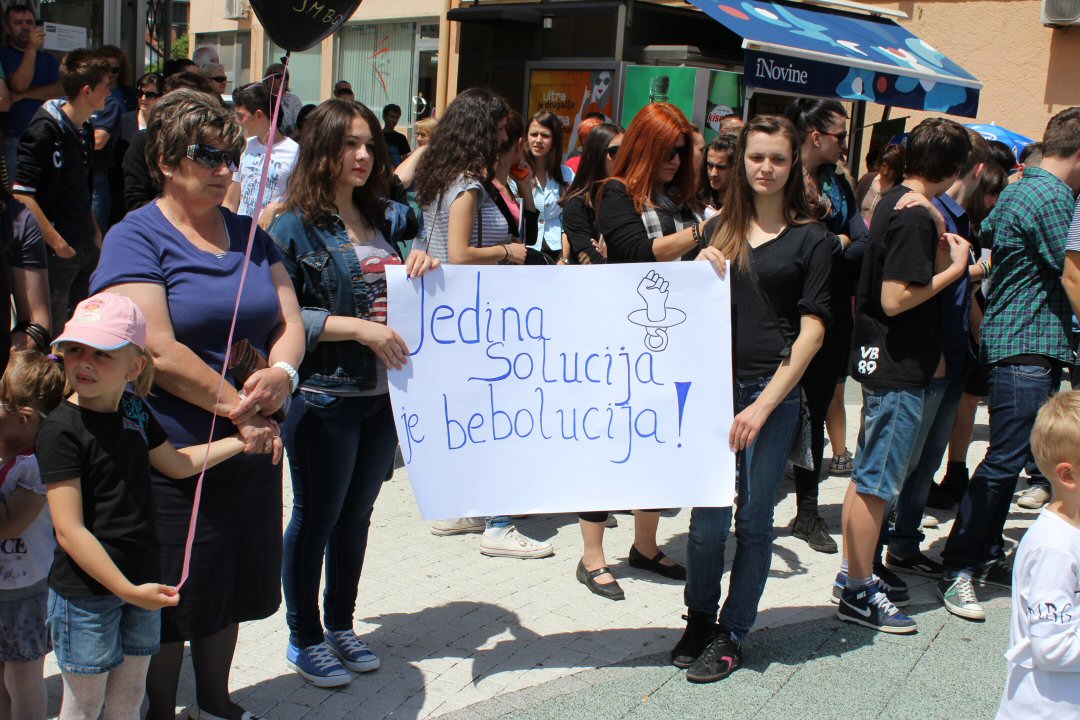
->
xmin=628 ymin=545 xmax=687 ymax=580
xmin=576 ymin=560 xmax=625 ymax=600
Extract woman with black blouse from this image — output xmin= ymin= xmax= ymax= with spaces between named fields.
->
xmin=672 ymin=115 xmax=831 ymax=684
xmin=560 ymin=122 xmax=621 ymax=266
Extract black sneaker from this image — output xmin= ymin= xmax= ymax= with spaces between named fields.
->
xmin=792 ymin=514 xmax=838 ymax=554
xmin=670 ymin=610 xmax=717 ymax=669
xmin=885 ymin=550 xmax=944 ymax=578
xmin=686 ymin=631 xmax=742 ymax=683
xmin=974 ymin=559 xmax=1012 ymax=590
xmin=837 ymin=582 xmax=918 ymax=634
xmin=873 ymin=562 xmax=909 ymax=593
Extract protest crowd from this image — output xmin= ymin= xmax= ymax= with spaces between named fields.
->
xmin=0 ymin=1 xmax=1079 ymax=718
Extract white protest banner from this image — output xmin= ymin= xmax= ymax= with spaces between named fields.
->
xmin=43 ymin=22 xmax=87 ymax=53
xmin=386 ymin=263 xmax=735 ymax=520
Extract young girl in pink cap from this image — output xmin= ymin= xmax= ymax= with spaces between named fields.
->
xmin=38 ymin=292 xmax=262 ymax=720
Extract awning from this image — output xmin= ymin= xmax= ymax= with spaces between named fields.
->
xmin=687 ymin=1 xmax=982 ymax=117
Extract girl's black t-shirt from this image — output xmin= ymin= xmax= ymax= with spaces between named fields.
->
xmin=704 ymin=219 xmax=833 ymax=379
xmin=38 ymin=393 xmax=168 ymax=597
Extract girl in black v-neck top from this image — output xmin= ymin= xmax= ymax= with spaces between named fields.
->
xmin=673 ymin=115 xmax=832 ymax=683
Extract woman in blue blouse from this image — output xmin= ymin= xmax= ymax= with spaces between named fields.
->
xmin=515 ymin=111 xmax=574 ymax=261
xmin=269 ymin=99 xmax=437 ymax=688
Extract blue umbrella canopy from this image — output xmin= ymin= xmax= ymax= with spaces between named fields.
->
xmin=965 ymin=123 xmax=1035 ymax=163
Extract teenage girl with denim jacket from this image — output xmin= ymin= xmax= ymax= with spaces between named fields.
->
xmin=269 ymin=99 xmax=438 ymax=689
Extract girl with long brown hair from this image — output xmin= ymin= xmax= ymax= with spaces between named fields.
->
xmin=268 ymin=99 xmax=437 ymax=688
xmin=515 ymin=110 xmax=574 ymax=260
xmin=674 ymin=115 xmax=832 ymax=684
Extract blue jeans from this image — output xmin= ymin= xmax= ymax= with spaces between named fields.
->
xmin=943 ymin=364 xmax=1059 ymax=577
xmin=887 ymin=374 xmax=961 ymax=557
xmin=91 ymin=171 xmax=111 ymax=233
xmin=281 ymin=391 xmax=398 ymax=647
xmin=4 ymin=135 xmax=19 ymax=186
xmin=47 ymin=591 xmax=160 ymax=674
xmin=685 ymin=375 xmax=800 ymax=643
xmin=852 ymin=385 xmax=928 ymax=502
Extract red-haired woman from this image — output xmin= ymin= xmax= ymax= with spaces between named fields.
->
xmin=580 ymin=103 xmax=706 ymax=597
xmin=596 ymin=103 xmax=704 ymax=264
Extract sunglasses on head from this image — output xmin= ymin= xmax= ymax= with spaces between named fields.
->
xmin=605 ymin=145 xmax=620 ymax=159
xmin=668 ymin=143 xmax=687 ymax=162
xmin=185 ymin=144 xmax=239 ymax=172
xmin=136 ymin=89 xmax=161 ymax=99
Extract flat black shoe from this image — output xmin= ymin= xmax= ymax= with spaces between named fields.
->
xmin=670 ymin=610 xmax=717 ymax=668
xmin=686 ymin=631 xmax=742 ymax=683
xmin=791 ymin=514 xmax=838 ymax=554
xmin=628 ymin=545 xmax=687 ymax=580
xmin=576 ymin=560 xmax=625 ymax=600
xmin=925 ymin=482 xmax=960 ymax=510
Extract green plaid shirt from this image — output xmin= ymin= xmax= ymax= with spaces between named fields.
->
xmin=981 ymin=167 xmax=1076 ymax=366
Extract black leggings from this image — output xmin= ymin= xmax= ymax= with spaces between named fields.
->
xmin=578 ymin=509 xmax=662 ymax=523
xmin=793 ymin=327 xmax=848 ymax=516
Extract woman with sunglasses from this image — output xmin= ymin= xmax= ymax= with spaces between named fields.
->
xmin=590 ymin=103 xmax=704 ymax=585
xmin=114 ymin=73 xmax=163 ymax=219
xmin=782 ymin=98 xmax=867 ymax=555
xmin=89 ymin=88 xmax=305 ymax=720
xmin=675 ymin=114 xmax=830 ymax=682
xmin=199 ymin=62 xmax=228 ymax=100
xmin=561 ymin=122 xmax=621 ymax=266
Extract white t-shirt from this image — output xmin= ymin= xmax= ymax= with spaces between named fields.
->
xmin=998 ymin=508 xmax=1080 ymax=719
xmin=233 ymin=135 xmax=300 ymax=218
xmin=0 ymin=455 xmax=54 ymax=590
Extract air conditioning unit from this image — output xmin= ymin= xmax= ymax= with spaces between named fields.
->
xmin=1042 ymin=0 xmax=1080 ymax=27
xmin=225 ymin=0 xmax=249 ymax=20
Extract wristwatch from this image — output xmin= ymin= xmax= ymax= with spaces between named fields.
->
xmin=273 ymin=361 xmax=299 ymax=393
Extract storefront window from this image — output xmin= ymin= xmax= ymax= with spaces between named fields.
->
xmin=266 ymin=40 xmax=322 ymax=105
xmin=337 ymin=22 xmax=415 ymax=123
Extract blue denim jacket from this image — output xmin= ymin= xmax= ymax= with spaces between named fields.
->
xmin=269 ymin=200 xmax=414 ymax=393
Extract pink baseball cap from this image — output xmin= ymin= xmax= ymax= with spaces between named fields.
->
xmin=54 ymin=293 xmax=147 ymax=351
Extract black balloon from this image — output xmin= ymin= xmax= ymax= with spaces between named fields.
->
xmin=250 ymin=0 xmax=363 ymax=52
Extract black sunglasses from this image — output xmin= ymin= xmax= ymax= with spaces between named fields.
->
xmin=211 ymin=75 xmax=227 ymax=83
xmin=185 ymin=144 xmax=239 ymax=172
xmin=605 ymin=145 xmax=620 ymax=159
xmin=136 ymin=90 xmax=161 ymax=99
xmin=668 ymin=144 xmax=688 ymax=162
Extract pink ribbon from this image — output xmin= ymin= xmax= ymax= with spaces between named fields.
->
xmin=177 ymin=53 xmax=292 ymax=589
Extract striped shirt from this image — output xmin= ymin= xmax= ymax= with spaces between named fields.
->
xmin=980 ymin=168 xmax=1076 ymax=366
xmin=417 ymin=175 xmax=511 ymax=264
xmin=1065 ymin=198 xmax=1080 ymax=252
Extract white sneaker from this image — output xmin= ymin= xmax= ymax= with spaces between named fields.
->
xmin=920 ymin=514 xmax=939 ymax=529
xmin=480 ymin=526 xmax=554 ymax=558
xmin=1017 ymin=486 xmax=1051 ymax=510
xmin=431 ymin=517 xmax=485 ymax=536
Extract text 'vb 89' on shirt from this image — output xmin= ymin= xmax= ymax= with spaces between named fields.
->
xmin=849 ymin=184 xmax=942 ymax=390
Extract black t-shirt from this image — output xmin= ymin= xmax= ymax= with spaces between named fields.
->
xmin=713 ymin=220 xmax=833 ymax=379
xmin=562 ymin=195 xmax=605 ymax=264
xmin=849 ymin=184 xmax=941 ymax=389
xmin=13 ymin=105 xmax=95 ymax=247
xmin=38 ymin=394 xmax=169 ymax=597
xmin=384 ymin=129 xmax=411 ymax=168
xmin=596 ymin=180 xmax=687 ymax=264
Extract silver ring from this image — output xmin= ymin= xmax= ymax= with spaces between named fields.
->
xmin=254 ymin=403 xmax=263 ymax=414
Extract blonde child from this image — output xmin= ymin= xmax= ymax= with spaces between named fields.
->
xmin=0 ymin=351 xmax=66 ymax=720
xmin=39 ymin=293 xmax=263 ymax=720
xmin=998 ymin=390 xmax=1080 ymax=719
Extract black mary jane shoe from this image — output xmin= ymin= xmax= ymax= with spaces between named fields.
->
xmin=628 ymin=545 xmax=687 ymax=581
xmin=576 ymin=560 xmax=626 ymax=600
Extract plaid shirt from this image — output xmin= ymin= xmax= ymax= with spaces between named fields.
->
xmin=981 ymin=167 xmax=1076 ymax=365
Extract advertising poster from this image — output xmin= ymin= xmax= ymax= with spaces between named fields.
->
xmin=703 ymin=70 xmax=742 ymax=143
xmin=620 ymin=65 xmax=697 ymax=130
xmin=386 ymin=263 xmax=736 ymax=519
xmin=527 ymin=68 xmax=618 ymax=156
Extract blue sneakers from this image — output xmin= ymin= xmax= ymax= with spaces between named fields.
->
xmin=837 ymin=581 xmax=918 ymax=634
xmin=325 ymin=629 xmax=381 ymax=672
xmin=286 ymin=641 xmax=352 ymax=688
xmin=831 ymin=571 xmax=910 ymax=607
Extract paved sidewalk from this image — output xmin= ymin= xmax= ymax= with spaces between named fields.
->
xmin=42 ymin=402 xmax=1029 ymax=718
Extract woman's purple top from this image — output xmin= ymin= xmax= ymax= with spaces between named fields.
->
xmin=90 ymin=201 xmax=284 ymax=447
